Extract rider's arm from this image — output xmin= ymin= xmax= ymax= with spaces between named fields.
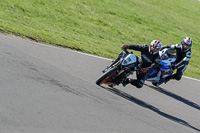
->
xmin=175 ymin=51 xmax=192 ymax=69
xmin=160 ymin=45 xmax=171 ymax=50
xmin=161 ymin=44 xmax=180 ymax=51
xmin=146 ymin=56 xmax=161 ymax=73
xmin=128 ymin=44 xmax=148 ymax=52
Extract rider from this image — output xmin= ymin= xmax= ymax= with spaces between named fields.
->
xmin=121 ymin=40 xmax=162 ymax=88
xmin=155 ymin=37 xmax=193 ymax=86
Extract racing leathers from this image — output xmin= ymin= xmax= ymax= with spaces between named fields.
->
xmin=122 ymin=44 xmax=161 ymax=88
xmin=161 ymin=44 xmax=192 ymax=82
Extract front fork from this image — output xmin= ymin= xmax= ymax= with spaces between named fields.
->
xmin=113 ymin=68 xmax=133 ymax=85
xmin=102 ymin=52 xmax=123 ymax=73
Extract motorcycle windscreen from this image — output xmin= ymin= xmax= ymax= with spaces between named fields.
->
xmin=122 ymin=54 xmax=137 ymax=66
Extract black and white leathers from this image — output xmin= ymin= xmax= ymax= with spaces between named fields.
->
xmin=128 ymin=44 xmax=161 ymax=74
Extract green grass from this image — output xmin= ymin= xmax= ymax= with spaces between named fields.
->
xmin=0 ymin=0 xmax=200 ymax=79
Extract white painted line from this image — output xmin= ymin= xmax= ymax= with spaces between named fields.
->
xmin=68 ymin=49 xmax=113 ymax=61
xmin=33 ymin=41 xmax=113 ymax=61
xmin=183 ymin=76 xmax=200 ymax=82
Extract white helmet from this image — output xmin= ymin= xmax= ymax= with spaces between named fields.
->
xmin=150 ymin=40 xmax=162 ymax=53
xmin=181 ymin=37 xmax=192 ymax=52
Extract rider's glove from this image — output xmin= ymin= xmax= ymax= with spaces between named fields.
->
xmin=121 ymin=45 xmax=129 ymax=50
xmin=138 ymin=67 xmax=148 ymax=74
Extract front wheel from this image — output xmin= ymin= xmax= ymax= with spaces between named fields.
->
xmin=96 ymin=67 xmax=118 ymax=86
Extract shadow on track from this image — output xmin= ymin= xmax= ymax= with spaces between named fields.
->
xmin=100 ymin=86 xmax=200 ymax=132
xmin=145 ymin=84 xmax=200 ymax=111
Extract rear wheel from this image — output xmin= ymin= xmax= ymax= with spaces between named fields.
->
xmin=96 ymin=67 xmax=118 ymax=86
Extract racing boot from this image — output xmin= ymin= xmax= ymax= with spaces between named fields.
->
xmin=122 ymin=78 xmax=143 ymax=88
xmin=152 ymin=81 xmax=163 ymax=87
xmin=152 ymin=75 xmax=172 ymax=87
xmin=163 ymin=75 xmax=173 ymax=83
xmin=122 ymin=78 xmax=131 ymax=87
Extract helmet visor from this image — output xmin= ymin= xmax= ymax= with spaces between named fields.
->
xmin=182 ymin=43 xmax=191 ymax=50
xmin=150 ymin=45 xmax=160 ymax=53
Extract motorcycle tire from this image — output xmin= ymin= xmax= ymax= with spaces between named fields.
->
xmin=96 ymin=66 xmax=118 ymax=86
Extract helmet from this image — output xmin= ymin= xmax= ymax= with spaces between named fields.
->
xmin=181 ymin=37 xmax=192 ymax=52
xmin=150 ymin=40 xmax=162 ymax=53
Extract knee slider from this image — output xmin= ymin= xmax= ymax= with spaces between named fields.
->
xmin=176 ymin=75 xmax=182 ymax=81
xmin=173 ymin=74 xmax=182 ymax=81
xmin=136 ymin=81 xmax=144 ymax=88
xmin=130 ymin=79 xmax=144 ymax=88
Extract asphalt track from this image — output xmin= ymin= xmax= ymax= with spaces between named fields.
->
xmin=0 ymin=34 xmax=200 ymax=133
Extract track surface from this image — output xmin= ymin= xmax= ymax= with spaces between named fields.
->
xmin=0 ymin=35 xmax=200 ymax=133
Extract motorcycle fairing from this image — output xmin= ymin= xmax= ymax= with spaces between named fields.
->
xmin=122 ymin=54 xmax=137 ymax=66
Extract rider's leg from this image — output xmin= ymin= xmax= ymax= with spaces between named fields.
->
xmin=162 ymin=68 xmax=183 ymax=84
xmin=123 ymin=73 xmax=147 ymax=88
xmin=172 ymin=68 xmax=183 ymax=81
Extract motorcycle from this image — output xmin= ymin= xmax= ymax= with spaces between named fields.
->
xmin=96 ymin=49 xmax=140 ymax=87
xmin=146 ymin=48 xmax=177 ymax=86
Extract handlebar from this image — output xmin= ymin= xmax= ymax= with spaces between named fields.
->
xmin=124 ymin=49 xmax=129 ymax=55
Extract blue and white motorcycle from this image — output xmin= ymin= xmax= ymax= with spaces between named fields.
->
xmin=146 ymin=48 xmax=177 ymax=86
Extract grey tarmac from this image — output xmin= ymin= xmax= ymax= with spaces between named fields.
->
xmin=0 ymin=35 xmax=200 ymax=133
